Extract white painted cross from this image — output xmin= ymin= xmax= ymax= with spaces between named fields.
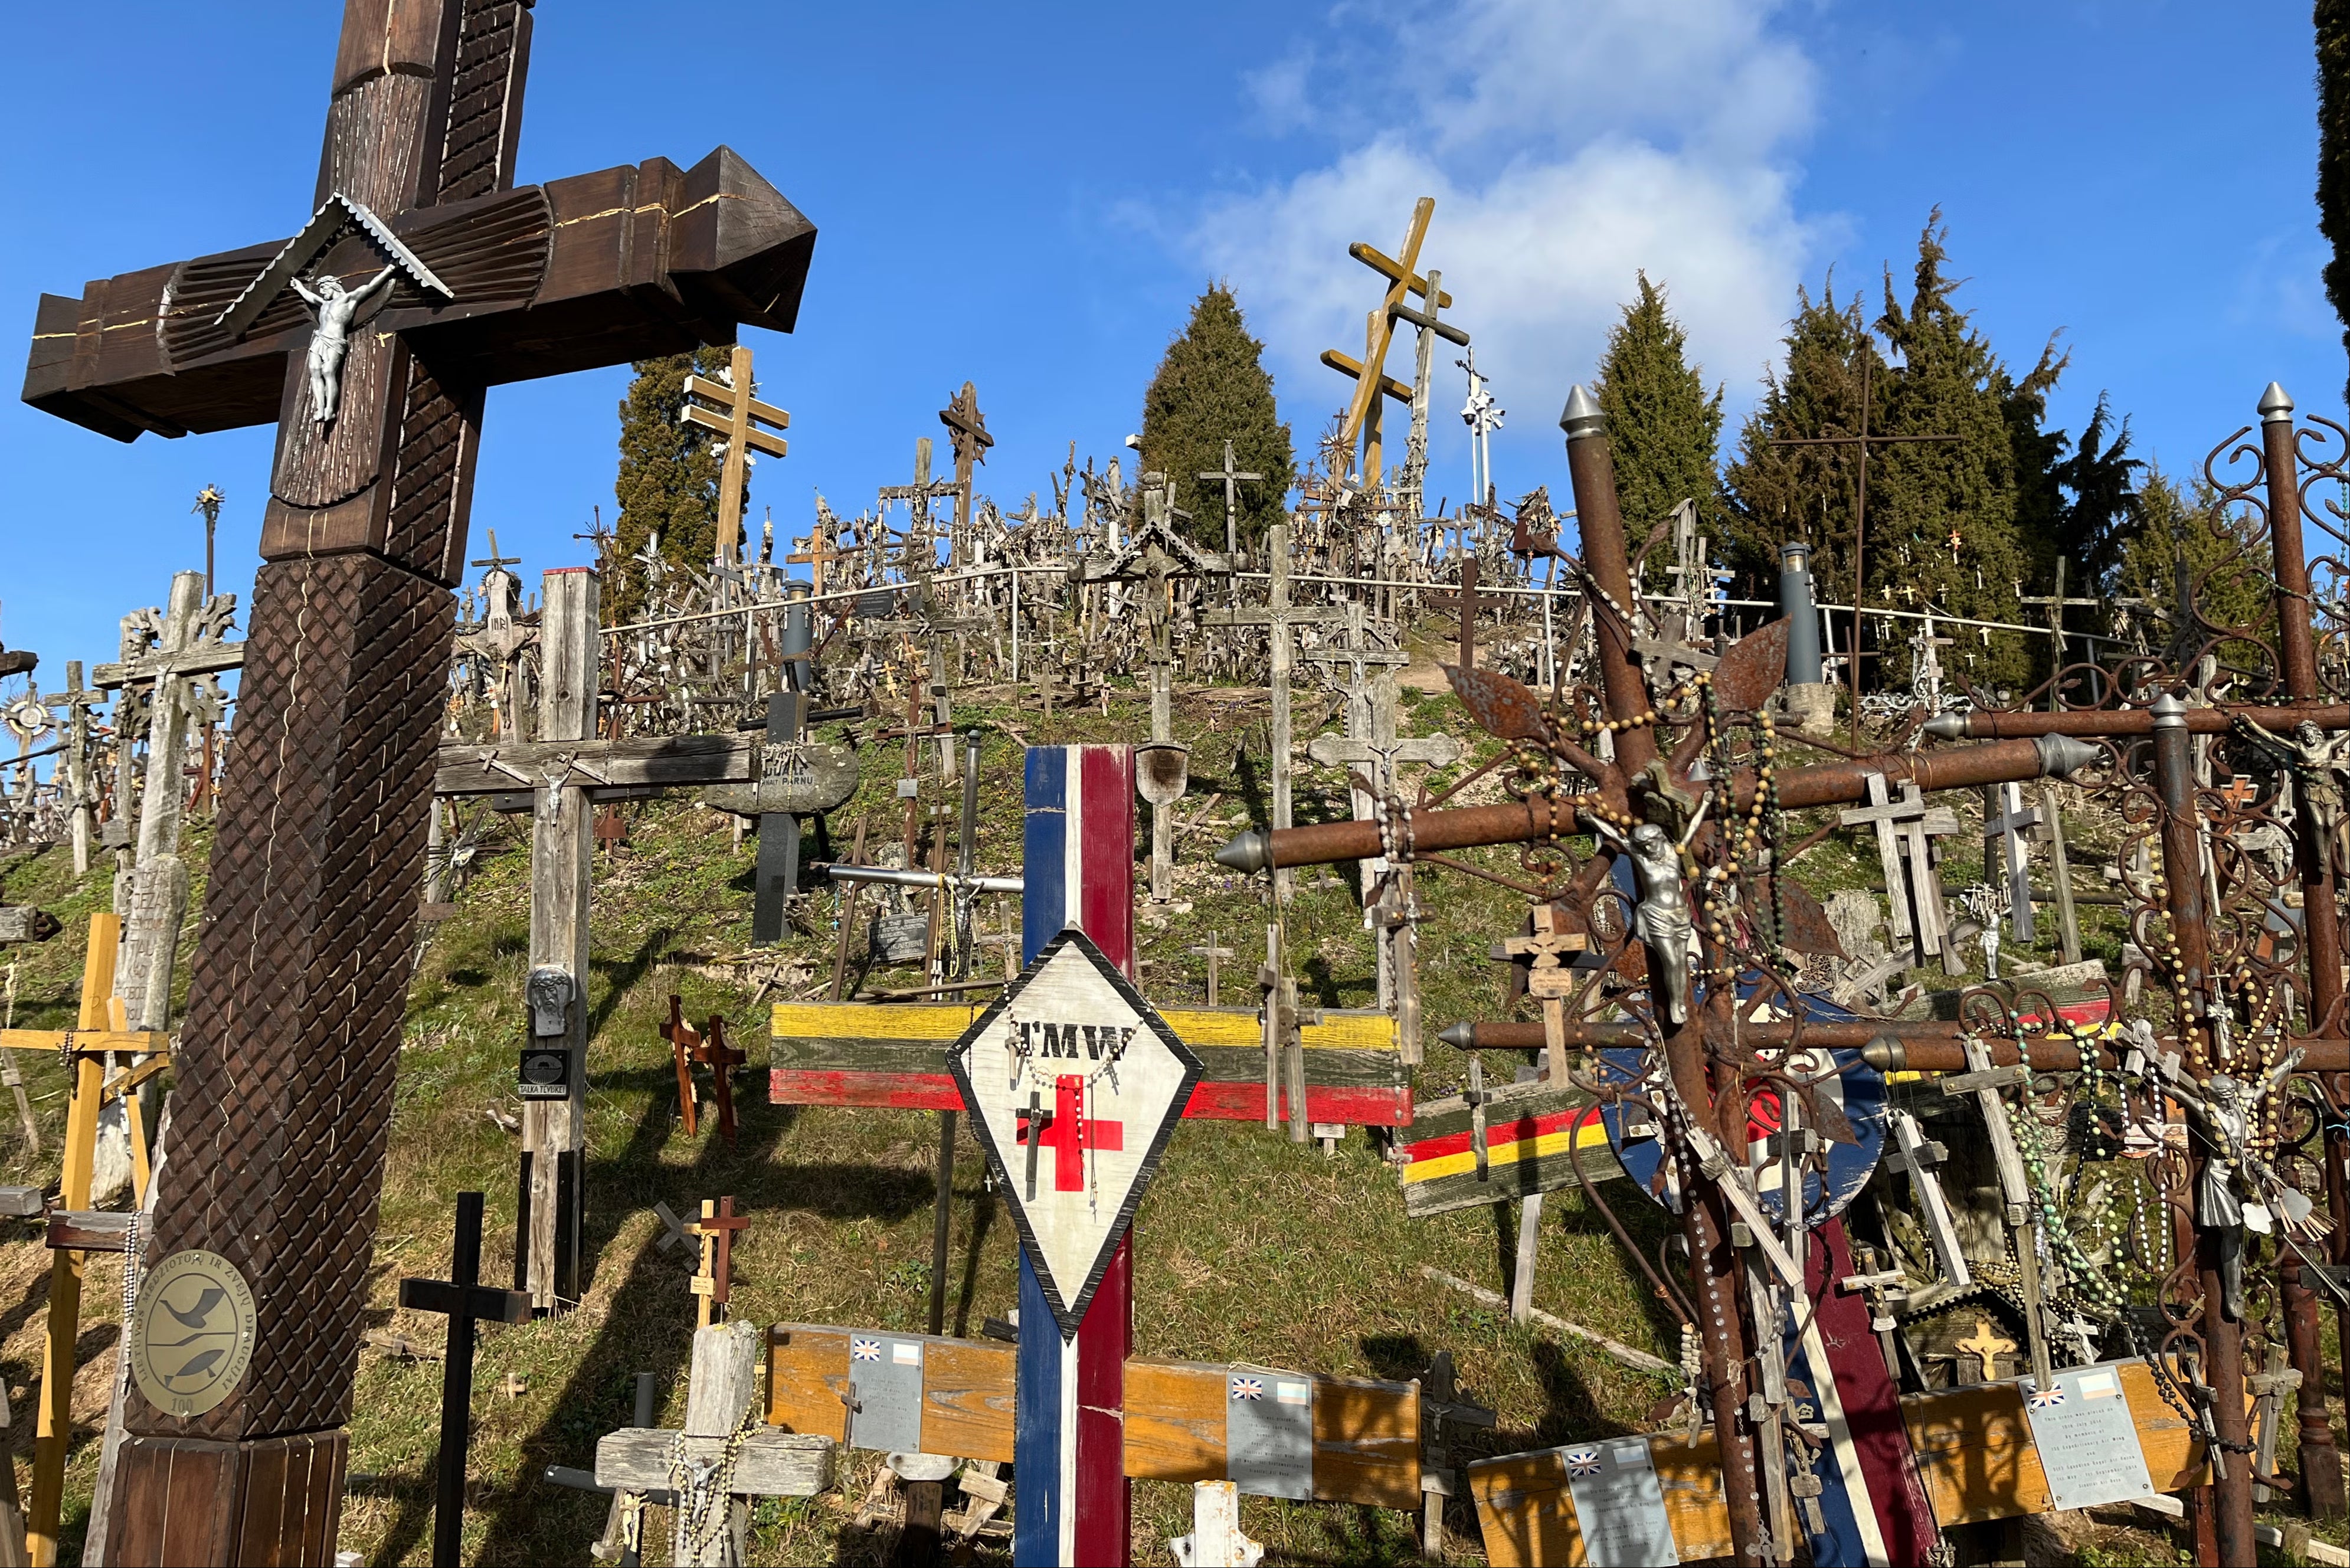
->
xmin=1838 ymin=772 xmax=1960 ymax=963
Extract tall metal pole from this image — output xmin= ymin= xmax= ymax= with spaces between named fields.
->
xmin=2152 ymin=693 xmax=2257 ymax=1564
xmin=1562 ymin=385 xmax=1767 ymax=1566
xmin=2256 ymin=381 xmax=2348 ymax=1514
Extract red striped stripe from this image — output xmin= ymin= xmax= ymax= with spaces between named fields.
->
xmin=770 ymin=1069 xmax=1413 ymax=1127
xmin=1400 ymin=1105 xmax=1603 ymax=1163
xmin=1077 ymin=746 xmax=1134 ymax=976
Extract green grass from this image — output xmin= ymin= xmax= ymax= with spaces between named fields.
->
xmin=0 ymin=672 xmax=2211 ymax=1564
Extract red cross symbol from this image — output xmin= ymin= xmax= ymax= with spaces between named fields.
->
xmin=1018 ymin=1074 xmax=1125 ymax=1191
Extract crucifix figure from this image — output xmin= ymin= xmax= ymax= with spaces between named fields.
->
xmin=1589 ymin=816 xmax=1701 ymax=1025
xmin=2236 ymin=712 xmax=2350 ymax=875
xmin=22 ymin=5 xmax=816 ymax=1554
xmin=290 ymin=262 xmax=398 ymax=424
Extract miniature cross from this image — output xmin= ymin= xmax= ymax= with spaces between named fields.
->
xmin=693 ymin=1017 xmax=748 ymax=1148
xmin=690 ymin=1197 xmax=752 ymax=1329
xmin=1188 ymin=930 xmax=1236 ymax=1007
xmin=663 ymin=998 xmax=704 ymax=1138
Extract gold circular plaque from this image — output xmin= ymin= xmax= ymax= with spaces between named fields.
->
xmin=129 ymin=1249 xmax=256 ymax=1418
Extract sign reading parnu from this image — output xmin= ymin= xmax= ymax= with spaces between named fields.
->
xmin=129 ymin=1249 xmax=257 ymax=1418
xmin=951 ymin=928 xmax=1202 ymax=1338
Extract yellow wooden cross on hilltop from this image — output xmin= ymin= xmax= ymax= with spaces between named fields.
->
xmin=682 ymin=344 xmax=790 ymax=566
xmin=1320 ymin=197 xmax=1454 ymax=489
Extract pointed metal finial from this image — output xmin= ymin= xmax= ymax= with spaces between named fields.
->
xmin=1921 ymin=712 xmax=1969 ymax=740
xmin=1438 ymin=1022 xmax=1475 ymax=1050
xmin=1213 ymin=830 xmax=1272 ymax=874
xmin=1558 ymin=385 xmax=1605 ymax=439
xmin=2260 ymin=382 xmax=2295 ymax=423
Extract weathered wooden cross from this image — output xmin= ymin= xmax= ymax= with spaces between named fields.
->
xmin=690 ymin=1197 xmax=751 ymax=1329
xmin=680 ymin=344 xmax=790 ymax=567
xmin=1423 ymin=558 xmax=1494 ymax=672
xmin=1982 ymin=780 xmax=2042 ymax=942
xmin=1318 ymin=197 xmax=1445 ymax=487
xmin=1838 ymin=772 xmax=1960 ymax=967
xmin=38 ymin=662 xmax=102 ymax=876
xmin=22 ymin=3 xmax=816 ymax=1554
xmin=1197 ymin=439 xmax=1264 ymax=564
xmin=939 ymin=381 xmax=994 ymax=555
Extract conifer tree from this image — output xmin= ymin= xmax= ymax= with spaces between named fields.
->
xmin=2117 ymin=466 xmax=2276 ymax=665
xmin=1721 ymin=280 xmax=1884 ymax=603
xmin=2321 ymin=0 xmax=2350 ymax=407
xmin=1140 ymin=284 xmax=1295 ymax=549
xmin=611 ymin=346 xmax=734 ymax=618
xmin=2051 ymin=394 xmax=2143 ymax=593
xmin=1592 ymin=273 xmax=1724 ymax=582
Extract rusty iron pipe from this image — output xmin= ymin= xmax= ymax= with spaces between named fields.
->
xmin=1924 ymin=705 xmax=2350 ymax=739
xmin=1215 ymin=734 xmax=2099 ymax=873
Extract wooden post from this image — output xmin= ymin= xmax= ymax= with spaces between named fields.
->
xmin=523 ymin=567 xmax=597 ymax=1311
xmin=28 ymin=914 xmax=117 ymax=1568
xmin=400 ymin=1191 xmax=531 ymax=1568
xmin=679 ymin=1323 xmax=760 ymax=1567
xmin=1173 ymin=1480 xmax=1261 ymax=1568
xmin=1510 ymin=1194 xmax=1543 ymax=1325
xmin=39 ymin=663 xmax=99 ymax=878
xmin=1013 ymin=746 xmax=1135 ymax=1566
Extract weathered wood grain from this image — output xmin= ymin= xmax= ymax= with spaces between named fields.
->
xmin=434 ymin=733 xmax=755 ymax=795
xmin=593 ymin=1431 xmax=832 ymax=1496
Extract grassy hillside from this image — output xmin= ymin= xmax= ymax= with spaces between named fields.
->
xmin=0 ymin=669 xmax=2202 ymax=1564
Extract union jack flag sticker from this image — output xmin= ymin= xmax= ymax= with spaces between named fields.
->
xmin=1565 ymin=1446 xmax=1602 ymax=1478
xmin=1229 ymin=1376 xmax=1264 ymax=1401
xmin=2028 ymin=1386 xmax=2066 ymax=1410
xmin=851 ymin=1337 xmax=882 ymax=1362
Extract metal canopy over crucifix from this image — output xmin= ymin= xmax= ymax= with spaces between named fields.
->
xmin=22 ymin=4 xmax=817 ymax=1559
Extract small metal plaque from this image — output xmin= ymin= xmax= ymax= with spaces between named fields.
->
xmin=129 ymin=1249 xmax=257 ymax=1418
xmin=2021 ymin=1363 xmax=2152 ymax=1511
xmin=518 ymin=1049 xmax=570 ymax=1100
xmin=1225 ymin=1366 xmax=1314 ymax=1500
xmin=1560 ymin=1437 xmax=1677 ymax=1567
xmin=846 ymin=1334 xmax=925 ymax=1454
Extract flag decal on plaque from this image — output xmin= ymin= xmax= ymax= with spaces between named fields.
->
xmin=950 ymin=927 xmax=1204 ymax=1339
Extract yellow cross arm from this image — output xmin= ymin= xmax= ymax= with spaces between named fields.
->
xmin=1347 ymin=241 xmax=1452 ymax=309
xmin=1319 ymin=349 xmax=1413 ymax=405
xmin=681 ymin=404 xmax=789 ymax=457
xmin=0 ymin=1029 xmax=174 ymax=1054
xmin=683 ymin=375 xmax=790 ymax=428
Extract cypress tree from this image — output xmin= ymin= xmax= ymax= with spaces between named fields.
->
xmin=1140 ymin=284 xmax=1295 ymax=550
xmin=2322 ymin=0 xmax=2350 ymax=408
xmin=2051 ymin=393 xmax=2143 ymax=594
xmin=2116 ymin=465 xmax=2276 ymax=666
xmin=1868 ymin=212 xmax=2064 ymax=695
xmin=611 ymin=346 xmax=734 ymax=618
xmin=1721 ymin=279 xmax=1884 ymax=605
xmin=1592 ymin=273 xmax=1725 ymax=582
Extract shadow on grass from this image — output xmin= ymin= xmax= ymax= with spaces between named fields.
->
xmin=585 ymin=924 xmax=677 ymax=1043
xmin=1549 ymin=1183 xmax=1687 ymax=1363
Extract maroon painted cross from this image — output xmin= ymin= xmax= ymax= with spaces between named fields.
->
xmin=692 ymin=1196 xmax=753 ymax=1320
xmin=21 ymin=8 xmax=814 ymax=1556
xmin=1017 ymin=1073 xmax=1125 ymax=1196
xmin=695 ymin=1016 xmax=750 ymax=1149
xmin=663 ymin=996 xmax=703 ymax=1138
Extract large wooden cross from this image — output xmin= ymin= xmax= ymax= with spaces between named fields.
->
xmin=23 ymin=5 xmax=814 ymax=1559
xmin=938 ymin=381 xmax=994 ymax=555
xmin=681 ymin=345 xmax=790 ymax=568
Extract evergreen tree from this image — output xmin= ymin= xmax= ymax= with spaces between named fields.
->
xmin=1867 ymin=212 xmax=2065 ymax=695
xmin=1721 ymin=279 xmax=1884 ymax=605
xmin=2050 ymin=393 xmax=2143 ymax=593
xmin=611 ymin=346 xmax=734 ymax=619
xmin=2321 ymin=0 xmax=2350 ymax=408
xmin=1592 ymin=273 xmax=1725 ymax=584
xmin=2116 ymin=465 xmax=2276 ymax=667
xmin=1140 ymin=284 xmax=1295 ymax=550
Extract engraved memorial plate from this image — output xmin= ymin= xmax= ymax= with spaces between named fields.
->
xmin=2021 ymin=1361 xmax=2153 ymax=1512
xmin=1560 ymin=1436 xmax=1678 ymax=1567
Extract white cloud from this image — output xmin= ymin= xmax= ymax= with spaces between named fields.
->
xmin=1190 ymin=0 xmax=1827 ymax=473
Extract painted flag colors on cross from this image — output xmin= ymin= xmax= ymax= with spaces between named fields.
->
xmin=950 ymin=927 xmax=1203 ymax=1337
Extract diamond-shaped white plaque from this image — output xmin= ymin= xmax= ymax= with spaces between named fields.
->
xmin=950 ymin=928 xmax=1202 ymax=1338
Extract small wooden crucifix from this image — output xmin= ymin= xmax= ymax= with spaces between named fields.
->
xmin=398 ymin=1191 xmax=531 ymax=1568
xmin=690 ymin=1198 xmax=752 ymax=1330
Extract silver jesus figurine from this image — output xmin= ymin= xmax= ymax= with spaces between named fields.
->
xmin=290 ymin=262 xmax=400 ymax=426
xmin=1592 ymin=816 xmax=1701 ymax=1024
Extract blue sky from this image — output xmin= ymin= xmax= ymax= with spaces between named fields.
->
xmin=0 ymin=1 xmax=2337 ymax=725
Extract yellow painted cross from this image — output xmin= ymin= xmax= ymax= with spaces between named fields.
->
xmin=682 ymin=343 xmax=790 ymax=565
xmin=1318 ymin=197 xmax=1448 ymax=487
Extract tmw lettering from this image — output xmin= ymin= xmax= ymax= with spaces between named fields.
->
xmin=1016 ymin=1022 xmax=1137 ymax=1062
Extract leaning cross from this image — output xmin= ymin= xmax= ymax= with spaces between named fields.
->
xmin=38 ymin=663 xmax=102 ymax=876
xmin=1839 ymin=772 xmax=1959 ymax=964
xmin=398 ymin=1191 xmax=531 ymax=1568
xmin=689 ymin=1197 xmax=751 ymax=1329
xmin=22 ymin=7 xmax=816 ymax=1546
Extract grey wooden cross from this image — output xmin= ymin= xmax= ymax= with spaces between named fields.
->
xmin=456 ymin=532 xmax=537 ymax=740
xmin=1198 ymin=439 xmax=1264 ymax=563
xmin=1202 ymin=521 xmax=1340 ymax=897
xmin=40 ymin=662 xmax=103 ymax=876
xmin=1188 ymin=930 xmax=1235 ymax=1006
xmin=1981 ymin=781 xmax=2041 ymax=942
xmin=1838 ymin=772 xmax=1959 ymax=965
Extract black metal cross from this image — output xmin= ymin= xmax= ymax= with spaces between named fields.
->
xmin=398 ymin=1191 xmax=530 ymax=1568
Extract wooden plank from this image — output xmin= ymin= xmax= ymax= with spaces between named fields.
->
xmin=1313 ymin=1374 xmax=1420 ymax=1510
xmin=1900 ymin=1360 xmax=2204 ymax=1526
xmin=1467 ymin=1434 xmax=1734 ymax=1567
xmin=1121 ymin=1361 xmax=1225 ymax=1484
xmin=593 ymin=1430 xmax=832 ymax=1495
xmin=434 ymin=734 xmax=756 ymax=796
xmin=770 ymin=1003 xmax=1412 ymax=1125
xmin=764 ymin=1327 xmax=850 ymax=1440
xmin=0 ymin=1030 xmax=172 ymax=1055
xmin=1399 ymin=1079 xmax=1617 ymax=1217
xmin=920 ymin=1338 xmax=1016 ymax=1464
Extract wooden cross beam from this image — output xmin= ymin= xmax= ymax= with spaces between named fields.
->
xmin=664 ymin=997 xmax=704 ymax=1138
xmin=682 ymin=345 xmax=790 ymax=566
xmin=397 ymin=1191 xmax=531 ymax=1568
xmin=40 ymin=662 xmax=102 ymax=875
xmin=1198 ymin=440 xmax=1265 ymax=561
xmin=1423 ymin=558 xmax=1492 ymax=670
xmin=694 ymin=1017 xmax=748 ymax=1148
xmin=1324 ymin=197 xmax=1438 ymax=486
xmin=1838 ymin=772 xmax=1959 ymax=960
xmin=939 ymin=381 xmax=993 ymax=549
xmin=24 ymin=6 xmax=816 ymax=1552
xmin=1982 ymin=781 xmax=2041 ymax=942
xmin=690 ymin=1197 xmax=751 ymax=1328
